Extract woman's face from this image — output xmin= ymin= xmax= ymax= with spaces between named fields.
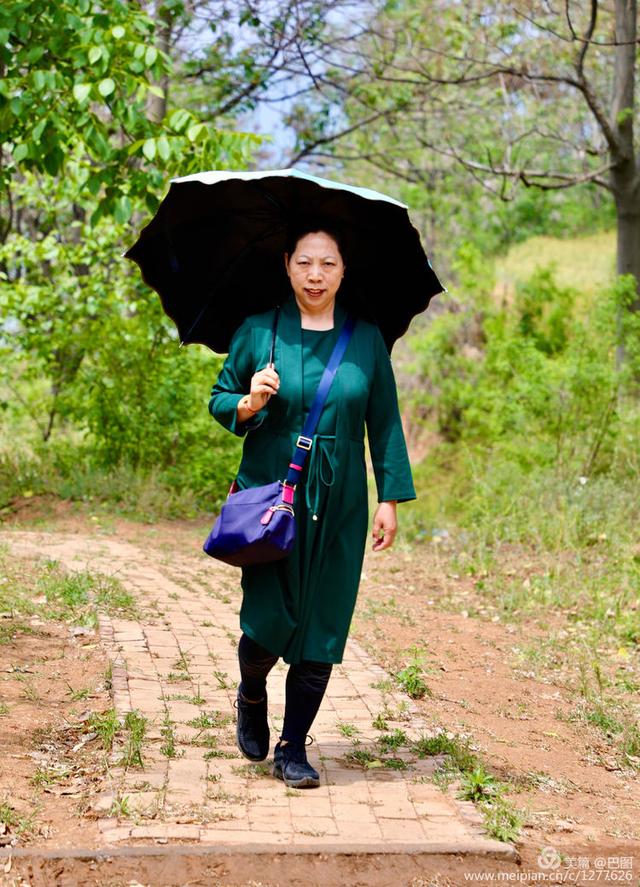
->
xmin=284 ymin=231 xmax=345 ymax=315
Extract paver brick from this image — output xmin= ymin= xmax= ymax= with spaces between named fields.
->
xmin=1 ymin=530 xmax=516 ymax=861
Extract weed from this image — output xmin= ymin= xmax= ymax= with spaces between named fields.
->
xmin=0 ymin=703 xmax=8 ymax=717
xmin=377 ymin=729 xmax=409 ymax=754
xmin=187 ymin=710 xmax=232 ymax=730
xmin=66 ymin=683 xmax=91 ymax=701
xmin=344 ymin=748 xmax=381 ymax=769
xmin=413 ymin=732 xmax=478 ymax=773
xmin=337 ymin=722 xmax=359 ymax=738
xmin=104 ymin=661 xmax=113 ymax=691
xmin=120 ymin=710 xmax=147 ymax=768
xmin=160 ymin=717 xmax=180 ymax=758
xmin=0 ymin=802 xmax=16 ymax=828
xmin=202 ymin=620 xmax=214 ymax=627
xmin=383 ymin=757 xmax=409 ymax=770
xmin=213 ymin=670 xmax=231 ymax=689
xmin=396 ymin=648 xmax=431 ymax=699
xmin=370 ymin=678 xmax=393 ymax=693
xmin=190 ymin=686 xmax=206 ymax=706
xmin=173 ymin=651 xmax=191 ymax=672
xmin=90 ymin=708 xmax=119 ymax=750
xmin=458 ymin=767 xmax=500 ymax=802
xmin=622 ymin=724 xmax=640 ymax=767
xmin=15 ymin=673 xmax=39 ymax=702
xmin=372 ymin=712 xmax=389 ymax=731
xmin=481 ymin=796 xmax=525 ymax=843
xmin=31 ymin=766 xmax=69 ymax=788
xmin=166 ymin=671 xmax=190 ymax=683
xmin=110 ymin=794 xmax=131 ymax=818
xmin=206 ymin=773 xmax=221 ymax=782
xmin=232 ymin=762 xmax=271 ymax=779
xmin=204 ymin=749 xmax=239 ymax=760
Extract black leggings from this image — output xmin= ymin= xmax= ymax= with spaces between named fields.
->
xmin=238 ymin=633 xmax=332 ymax=745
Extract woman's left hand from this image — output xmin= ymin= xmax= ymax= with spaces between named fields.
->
xmin=371 ymin=501 xmax=398 ymax=552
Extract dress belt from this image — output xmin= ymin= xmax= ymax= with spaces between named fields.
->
xmin=304 ymin=433 xmax=337 ymax=521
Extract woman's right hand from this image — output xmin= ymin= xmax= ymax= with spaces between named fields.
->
xmin=247 ymin=363 xmax=280 ymax=412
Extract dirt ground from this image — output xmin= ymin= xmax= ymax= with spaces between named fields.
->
xmin=1 ymin=497 xmax=639 ymax=885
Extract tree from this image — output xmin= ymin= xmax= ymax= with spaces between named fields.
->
xmin=0 ymin=0 xmax=258 ymax=230
xmin=286 ymin=1 xmax=639 ymax=302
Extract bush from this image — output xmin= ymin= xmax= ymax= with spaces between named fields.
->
xmin=404 ymin=266 xmax=640 ymax=552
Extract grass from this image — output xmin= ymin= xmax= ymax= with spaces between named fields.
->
xmin=0 ymin=549 xmax=138 ymax=630
xmin=372 ymin=712 xmax=389 ymax=731
xmin=186 ymin=710 xmax=231 ymax=730
xmin=494 ymin=228 xmax=615 ymax=297
xmin=90 ymin=708 xmax=119 ymax=750
xmin=213 ymin=670 xmax=232 ymax=689
xmin=377 ymin=729 xmax=409 ymax=754
xmin=109 ymin=794 xmax=131 ymax=818
xmin=395 ymin=647 xmax=431 ymax=700
xmin=413 ymin=730 xmax=523 ymax=843
xmin=160 ymin=716 xmax=180 ymax=758
xmin=120 ymin=710 xmax=147 ymax=768
xmin=337 ymin=722 xmax=359 ymax=738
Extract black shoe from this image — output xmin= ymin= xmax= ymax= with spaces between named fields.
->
xmin=234 ymin=685 xmax=270 ymax=762
xmin=273 ymin=737 xmax=320 ymax=788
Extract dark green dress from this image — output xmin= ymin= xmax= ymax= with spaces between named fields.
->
xmin=209 ymin=293 xmax=415 ymax=664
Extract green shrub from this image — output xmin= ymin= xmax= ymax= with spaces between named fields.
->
xmin=405 ymin=267 xmax=640 ymax=553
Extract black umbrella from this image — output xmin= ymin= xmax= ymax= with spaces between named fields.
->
xmin=125 ymin=168 xmax=446 ymax=353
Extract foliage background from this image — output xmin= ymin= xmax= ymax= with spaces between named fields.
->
xmin=1 ymin=0 xmax=637 ymax=534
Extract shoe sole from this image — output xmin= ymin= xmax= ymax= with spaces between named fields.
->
xmin=273 ymin=763 xmax=320 ymax=788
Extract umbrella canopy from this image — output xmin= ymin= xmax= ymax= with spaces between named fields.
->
xmin=125 ymin=167 xmax=445 ymax=353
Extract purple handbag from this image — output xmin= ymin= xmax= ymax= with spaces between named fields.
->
xmin=203 ymin=313 xmax=356 ymax=567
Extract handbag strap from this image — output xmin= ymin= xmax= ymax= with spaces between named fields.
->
xmin=283 ymin=315 xmax=356 ymax=493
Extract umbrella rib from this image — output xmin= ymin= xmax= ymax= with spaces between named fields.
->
xmin=180 ymin=222 xmax=287 ymax=346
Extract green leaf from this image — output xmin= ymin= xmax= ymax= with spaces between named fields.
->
xmin=147 ymin=84 xmax=165 ymax=99
xmin=156 ymin=135 xmax=170 ymax=161
xmin=98 ymin=78 xmax=115 ymax=97
xmin=144 ymin=46 xmax=158 ymax=67
xmin=88 ymin=46 xmax=103 ymax=64
xmin=73 ymin=83 xmax=91 ymax=103
xmin=111 ymin=25 xmax=125 ymax=39
xmin=142 ymin=138 xmax=156 ymax=161
xmin=12 ymin=143 xmax=29 ymax=162
xmin=33 ymin=70 xmax=46 ymax=92
xmin=114 ymin=195 xmax=132 ymax=224
xmin=32 ymin=118 xmax=47 ymax=141
xmin=168 ymin=108 xmax=190 ymax=132
xmin=43 ymin=146 xmax=64 ymax=175
xmin=87 ymin=174 xmax=102 ymax=196
xmin=187 ymin=123 xmax=206 ymax=143
xmin=126 ymin=138 xmax=146 ymax=156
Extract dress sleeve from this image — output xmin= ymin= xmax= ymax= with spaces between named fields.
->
xmin=208 ymin=320 xmax=267 ymax=437
xmin=365 ymin=327 xmax=416 ymax=503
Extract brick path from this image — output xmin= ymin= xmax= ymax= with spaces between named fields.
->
xmin=2 ymin=530 xmax=516 ymax=859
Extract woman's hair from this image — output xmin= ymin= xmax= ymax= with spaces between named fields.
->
xmin=284 ymin=215 xmax=348 ymax=263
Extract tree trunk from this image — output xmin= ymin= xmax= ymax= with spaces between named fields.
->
xmin=610 ymin=0 xmax=639 ymax=309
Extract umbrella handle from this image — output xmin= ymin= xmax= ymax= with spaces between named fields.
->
xmin=268 ymin=305 xmax=280 ymax=367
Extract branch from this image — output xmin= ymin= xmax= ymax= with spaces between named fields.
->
xmin=430 ymin=137 xmax=615 ymax=192
xmin=576 ymin=0 xmax=599 ymax=78
xmin=288 ymin=110 xmax=390 ymax=164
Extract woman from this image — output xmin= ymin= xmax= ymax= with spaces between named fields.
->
xmin=209 ymin=219 xmax=415 ymax=788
